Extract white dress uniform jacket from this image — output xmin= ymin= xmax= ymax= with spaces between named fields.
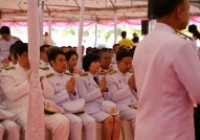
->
xmin=0 ymin=64 xmax=69 ymax=140
xmin=107 ymin=69 xmax=137 ymax=131
xmin=107 ymin=69 xmax=137 ymax=116
xmin=0 ymin=80 xmax=20 ymax=140
xmin=77 ymin=72 xmax=112 ymax=122
xmin=133 ymin=23 xmax=200 ymax=140
xmin=46 ymin=70 xmax=96 ymax=140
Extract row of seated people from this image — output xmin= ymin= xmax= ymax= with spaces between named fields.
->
xmin=0 ymin=43 xmax=137 ymax=140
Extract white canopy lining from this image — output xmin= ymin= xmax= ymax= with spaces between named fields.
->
xmin=0 ymin=0 xmax=200 ymax=22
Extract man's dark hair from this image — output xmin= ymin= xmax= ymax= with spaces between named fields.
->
xmin=10 ymin=41 xmax=23 ymax=59
xmin=61 ymin=46 xmax=67 ymax=50
xmin=99 ymin=48 xmax=110 ymax=58
xmin=113 ymin=44 xmax=119 ymax=49
xmin=86 ymin=47 xmax=93 ymax=55
xmin=121 ymin=31 xmax=126 ymax=38
xmin=10 ymin=44 xmax=18 ymax=59
xmin=91 ymin=48 xmax=100 ymax=55
xmin=0 ymin=26 xmax=10 ymax=35
xmin=66 ymin=50 xmax=78 ymax=61
xmin=188 ymin=24 xmax=200 ymax=39
xmin=83 ymin=53 xmax=100 ymax=71
xmin=151 ymin=0 xmax=184 ymax=18
xmin=116 ymin=48 xmax=132 ymax=62
xmin=121 ymin=31 xmax=127 ymax=38
xmin=15 ymin=43 xmax=28 ymax=57
xmin=14 ymin=40 xmax=23 ymax=45
xmin=67 ymin=46 xmax=72 ymax=48
xmin=47 ymin=47 xmax=65 ymax=63
xmin=40 ymin=45 xmax=51 ymax=52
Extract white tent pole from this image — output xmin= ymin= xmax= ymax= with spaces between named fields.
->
xmin=77 ymin=0 xmax=85 ymax=69
xmin=114 ymin=11 xmax=117 ymax=44
xmin=94 ymin=21 xmax=98 ymax=47
xmin=25 ymin=0 xmax=45 ymax=139
xmin=48 ymin=16 xmax=52 ymax=39
xmin=39 ymin=0 xmax=44 ymax=45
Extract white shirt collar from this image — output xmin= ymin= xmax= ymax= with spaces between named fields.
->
xmin=16 ymin=63 xmax=30 ymax=75
xmin=116 ymin=67 xmax=127 ymax=77
xmin=52 ymin=69 xmax=65 ymax=77
xmin=154 ymin=22 xmax=176 ymax=34
xmin=40 ymin=60 xmax=49 ymax=67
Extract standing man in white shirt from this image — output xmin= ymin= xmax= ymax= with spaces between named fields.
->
xmin=133 ymin=0 xmax=200 ymax=140
xmin=0 ymin=26 xmax=19 ymax=65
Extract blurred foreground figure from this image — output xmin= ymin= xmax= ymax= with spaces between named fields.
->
xmin=133 ymin=0 xmax=200 ymax=140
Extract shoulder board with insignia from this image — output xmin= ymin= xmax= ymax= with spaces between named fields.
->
xmin=3 ymin=66 xmax=15 ymax=71
xmin=99 ymin=72 xmax=107 ymax=75
xmin=109 ymin=71 xmax=117 ymax=75
xmin=46 ymin=73 xmax=54 ymax=78
xmin=13 ymin=36 xmax=20 ymax=40
xmin=176 ymin=30 xmax=193 ymax=41
xmin=40 ymin=67 xmax=49 ymax=71
xmin=65 ymin=73 xmax=74 ymax=76
xmin=80 ymin=73 xmax=88 ymax=77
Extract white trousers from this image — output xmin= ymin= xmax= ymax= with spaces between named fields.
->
xmin=14 ymin=112 xmax=70 ymax=140
xmin=65 ymin=113 xmax=96 ymax=140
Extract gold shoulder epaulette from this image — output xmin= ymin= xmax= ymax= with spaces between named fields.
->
xmin=99 ymin=72 xmax=107 ymax=75
xmin=13 ymin=36 xmax=20 ymax=40
xmin=40 ymin=67 xmax=50 ymax=71
xmin=109 ymin=70 xmax=117 ymax=75
xmin=80 ymin=73 xmax=88 ymax=77
xmin=3 ymin=66 xmax=15 ymax=71
xmin=46 ymin=73 xmax=54 ymax=78
xmin=65 ymin=73 xmax=74 ymax=76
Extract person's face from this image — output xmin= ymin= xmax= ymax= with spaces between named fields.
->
xmin=17 ymin=52 xmax=30 ymax=70
xmin=51 ymin=54 xmax=67 ymax=73
xmin=67 ymin=55 xmax=78 ymax=69
xmin=100 ymin=52 xmax=111 ymax=69
xmin=114 ymin=45 xmax=120 ymax=54
xmin=176 ymin=0 xmax=190 ymax=30
xmin=41 ymin=47 xmax=49 ymax=62
xmin=2 ymin=34 xmax=10 ymax=41
xmin=89 ymin=60 xmax=101 ymax=74
xmin=10 ymin=53 xmax=17 ymax=64
xmin=117 ymin=57 xmax=132 ymax=73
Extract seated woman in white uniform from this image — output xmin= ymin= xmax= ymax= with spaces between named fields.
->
xmin=76 ymin=53 xmax=121 ymax=140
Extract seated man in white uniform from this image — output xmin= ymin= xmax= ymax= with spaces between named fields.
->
xmin=45 ymin=47 xmax=96 ymax=140
xmin=0 ymin=43 xmax=69 ymax=140
xmin=40 ymin=45 xmax=51 ymax=69
xmin=99 ymin=48 xmax=114 ymax=74
xmin=7 ymin=41 xmax=23 ymax=67
xmin=107 ymin=48 xmax=137 ymax=134
xmin=0 ymin=88 xmax=20 ymax=140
